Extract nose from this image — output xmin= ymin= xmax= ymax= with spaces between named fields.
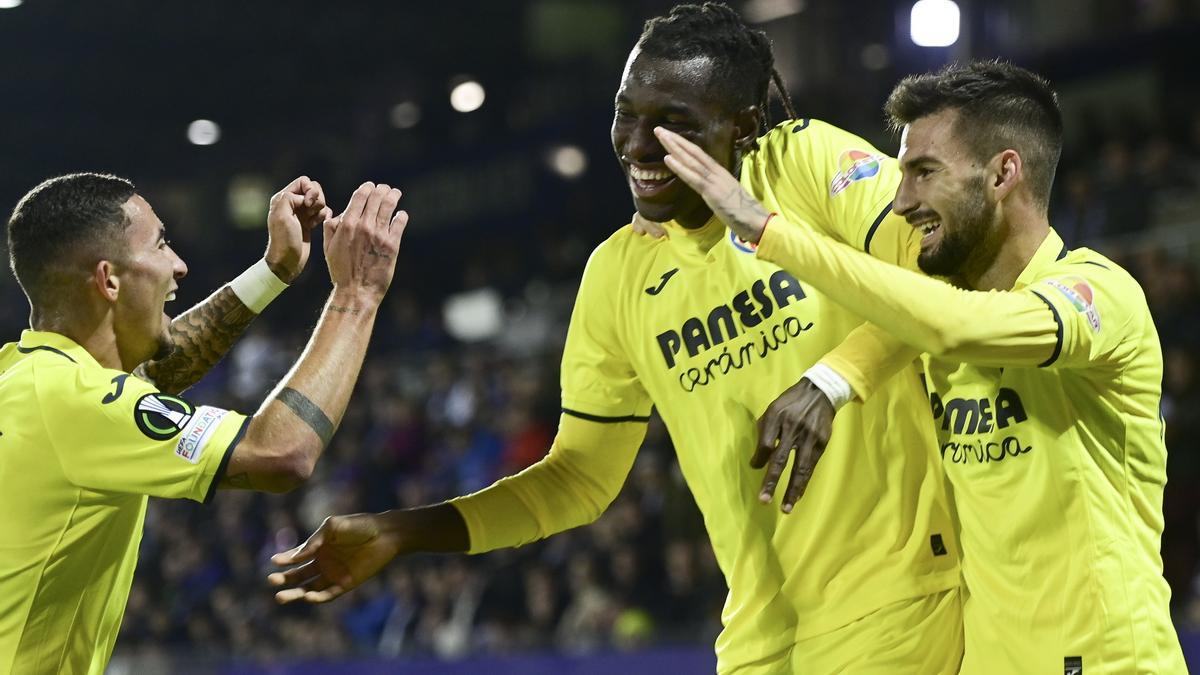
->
xmin=892 ymin=173 xmax=919 ymax=219
xmin=170 ymin=248 xmax=188 ymax=280
xmin=620 ymin=118 xmax=665 ymax=164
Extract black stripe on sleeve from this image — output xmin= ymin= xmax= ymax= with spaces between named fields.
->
xmin=204 ymin=416 xmax=250 ymax=504
xmin=17 ymin=345 xmax=76 ymax=363
xmin=562 ymin=408 xmax=651 ymax=424
xmin=1056 ymin=246 xmax=1068 ymax=260
xmin=1030 ymin=290 xmax=1064 ymax=368
xmin=863 ymin=201 xmax=894 ymax=255
xmin=1076 ymin=260 xmax=1110 ymax=270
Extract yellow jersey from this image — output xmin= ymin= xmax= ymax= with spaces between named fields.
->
xmin=756 ymin=220 xmax=1187 ymax=673
xmin=0 ymin=330 xmax=247 ymax=675
xmin=453 ymin=120 xmax=959 ymax=672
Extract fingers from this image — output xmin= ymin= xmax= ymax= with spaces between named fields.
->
xmin=361 ymin=183 xmax=391 ymax=229
xmin=341 ymin=182 xmax=376 ymax=223
xmin=267 ymin=560 xmax=316 ymax=588
xmin=781 ymin=441 xmax=820 ymax=514
xmin=752 ymin=410 xmax=783 ymax=469
xmin=389 ymin=210 xmax=410 ymax=244
xmin=377 ymin=188 xmax=402 ymax=230
xmin=758 ymin=439 xmax=793 ymax=505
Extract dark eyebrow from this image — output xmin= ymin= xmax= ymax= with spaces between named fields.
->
xmin=901 ymin=155 xmax=941 ymax=170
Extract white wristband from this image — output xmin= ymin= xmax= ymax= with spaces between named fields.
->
xmin=803 ymin=363 xmax=855 ymax=412
xmin=229 ymin=259 xmax=289 ymax=314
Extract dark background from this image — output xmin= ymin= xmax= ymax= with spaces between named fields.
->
xmin=2 ymin=1 xmax=1199 ymax=672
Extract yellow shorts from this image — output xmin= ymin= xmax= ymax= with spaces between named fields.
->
xmin=724 ymin=588 xmax=963 ymax=675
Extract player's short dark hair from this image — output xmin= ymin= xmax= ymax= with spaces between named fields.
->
xmin=638 ymin=1 xmax=796 ymax=131
xmin=7 ymin=172 xmax=136 ymax=302
xmin=885 ymin=59 xmax=1063 ymax=208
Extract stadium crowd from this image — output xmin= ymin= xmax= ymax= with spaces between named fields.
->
xmin=24 ymin=113 xmax=1196 ymax=665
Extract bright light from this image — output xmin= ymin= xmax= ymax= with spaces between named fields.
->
xmin=0 ymin=0 xmax=23 ymax=8
xmin=187 ymin=119 xmax=221 ymax=145
xmin=547 ymin=145 xmax=587 ymax=179
xmin=911 ymin=0 xmax=960 ymax=47
xmin=389 ymin=101 xmax=421 ymax=129
xmin=449 ymin=79 xmax=485 ymax=113
xmin=443 ymin=288 xmax=503 ymax=342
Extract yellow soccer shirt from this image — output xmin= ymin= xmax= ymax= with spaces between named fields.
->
xmin=756 ymin=223 xmax=1187 ymax=673
xmin=455 ymin=119 xmax=960 ymax=672
xmin=0 ymin=330 xmax=248 ymax=675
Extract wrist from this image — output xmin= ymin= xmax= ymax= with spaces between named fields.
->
xmin=803 ymin=363 xmax=855 ymax=411
xmin=326 ymin=289 xmax=380 ymax=320
xmin=230 ymin=259 xmax=289 ymax=313
xmin=263 ymin=257 xmax=297 ymax=285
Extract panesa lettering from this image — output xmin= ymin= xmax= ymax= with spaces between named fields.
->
xmin=651 ymin=270 xmax=812 ymax=392
xmin=930 ymin=387 xmax=1034 ymax=465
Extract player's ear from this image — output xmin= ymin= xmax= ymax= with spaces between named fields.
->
xmin=94 ymin=259 xmax=120 ymax=302
xmin=733 ymin=105 xmax=762 ymax=152
xmin=990 ymin=149 xmax=1023 ymax=202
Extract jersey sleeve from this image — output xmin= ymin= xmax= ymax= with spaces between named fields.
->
xmin=756 ymin=119 xmax=917 ymax=266
xmin=559 ymin=244 xmax=653 ymax=421
xmin=37 ymin=362 xmax=248 ymax=502
xmin=757 ymin=219 xmax=1081 ymax=369
xmin=450 ymin=413 xmax=645 ymax=553
xmin=1026 ymin=264 xmax=1142 ymax=370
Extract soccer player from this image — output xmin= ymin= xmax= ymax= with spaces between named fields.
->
xmin=653 ymin=60 xmax=1188 ymax=673
xmin=270 ymin=4 xmax=962 ymax=673
xmin=0 ymin=174 xmax=409 ymax=674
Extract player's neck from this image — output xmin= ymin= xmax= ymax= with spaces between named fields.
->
xmin=32 ymin=309 xmax=124 ymax=370
xmin=961 ymin=214 xmax=1051 ymax=291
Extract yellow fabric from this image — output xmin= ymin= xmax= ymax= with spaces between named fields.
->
xmin=725 ymin=588 xmax=962 ymax=675
xmin=452 ymin=120 xmax=959 ymax=672
xmin=757 ymin=224 xmax=1185 ymax=672
xmin=0 ymin=330 xmax=247 ymax=675
xmin=451 ymin=414 xmax=646 ymax=553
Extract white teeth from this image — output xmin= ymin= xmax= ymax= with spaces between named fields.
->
xmin=629 ymin=166 xmax=674 ymax=181
xmin=166 ymin=292 xmax=176 ymax=301
xmin=921 ymin=221 xmax=941 ymax=235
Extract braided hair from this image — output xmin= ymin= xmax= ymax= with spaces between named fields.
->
xmin=637 ymin=2 xmax=797 ymax=132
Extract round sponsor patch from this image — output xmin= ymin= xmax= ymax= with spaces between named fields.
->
xmin=830 ymin=150 xmax=883 ymax=196
xmin=1044 ymin=276 xmax=1101 ymax=332
xmin=134 ymin=393 xmax=196 ymax=441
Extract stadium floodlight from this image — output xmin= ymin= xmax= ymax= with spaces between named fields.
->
xmin=0 ymin=0 xmax=22 ymax=8
xmin=450 ymin=79 xmax=486 ymax=113
xmin=547 ymin=145 xmax=588 ymax=179
xmin=910 ymin=0 xmax=960 ymax=47
xmin=186 ymin=119 xmax=220 ymax=146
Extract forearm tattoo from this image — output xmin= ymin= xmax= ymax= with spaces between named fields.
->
xmin=277 ymin=387 xmax=335 ymax=446
xmin=134 ymin=287 xmax=256 ymax=394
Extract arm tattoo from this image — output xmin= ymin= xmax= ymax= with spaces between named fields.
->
xmin=134 ymin=287 xmax=257 ymax=394
xmin=277 ymin=387 xmax=335 ymax=446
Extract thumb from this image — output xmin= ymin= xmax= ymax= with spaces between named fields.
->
xmin=271 ymin=530 xmax=324 ymax=566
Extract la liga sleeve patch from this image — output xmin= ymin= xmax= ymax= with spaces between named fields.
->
xmin=1044 ymin=276 xmax=1101 ymax=333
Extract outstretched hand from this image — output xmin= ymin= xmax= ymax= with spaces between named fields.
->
xmin=654 ymin=126 xmax=771 ymax=244
xmin=753 ymin=377 xmax=835 ymax=513
xmin=269 ymin=513 xmax=402 ymax=604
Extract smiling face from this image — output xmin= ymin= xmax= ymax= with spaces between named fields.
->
xmin=611 ymin=49 xmax=749 ymax=229
xmin=894 ymin=108 xmax=999 ymax=277
xmin=111 ymin=195 xmax=187 ymax=364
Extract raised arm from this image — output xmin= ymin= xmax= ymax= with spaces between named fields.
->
xmin=134 ymin=176 xmax=329 ymax=394
xmin=657 ymin=126 xmax=1064 ymax=368
xmin=218 ymin=182 xmax=408 ymax=493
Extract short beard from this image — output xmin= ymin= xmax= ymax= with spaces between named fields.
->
xmin=917 ymin=175 xmax=994 ymax=277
